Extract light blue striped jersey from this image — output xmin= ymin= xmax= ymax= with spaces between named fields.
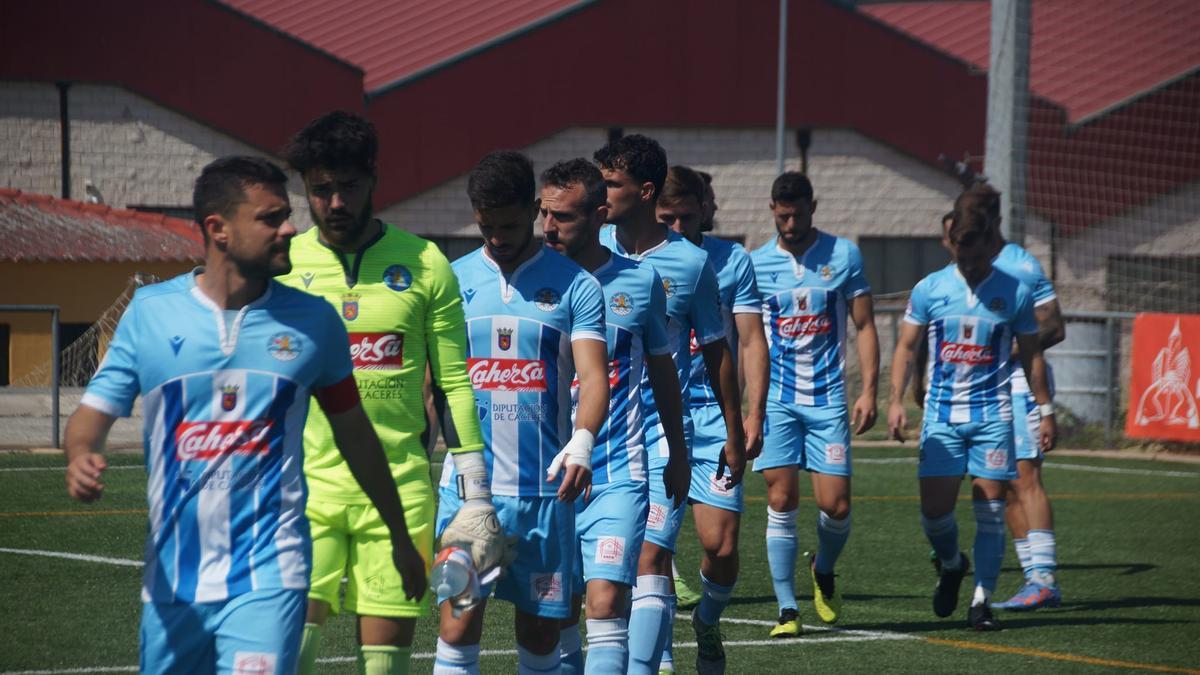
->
xmin=440 ymin=247 xmax=606 ymax=497
xmin=686 ymin=236 xmax=762 ymax=407
xmin=81 ymin=271 xmax=353 ymax=604
xmin=905 ymin=265 xmax=1038 ymax=423
xmin=575 ymin=253 xmax=670 ymax=485
xmin=751 ymin=232 xmax=870 ymax=407
xmin=599 ymin=225 xmax=725 ymax=464
xmin=992 ymin=242 xmax=1057 ymax=395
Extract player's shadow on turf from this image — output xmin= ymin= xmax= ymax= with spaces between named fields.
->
xmin=843 ymin=615 xmax=1189 ymax=634
xmin=1052 ymin=596 xmax=1200 ymax=613
xmin=729 ymin=594 xmax=785 ymax=606
xmin=1002 ymin=562 xmax=1155 ymax=576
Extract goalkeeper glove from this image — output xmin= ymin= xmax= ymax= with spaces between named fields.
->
xmin=439 ymin=451 xmax=515 ymax=574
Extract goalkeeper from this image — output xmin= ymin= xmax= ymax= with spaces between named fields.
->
xmin=279 ymin=112 xmax=507 ymax=675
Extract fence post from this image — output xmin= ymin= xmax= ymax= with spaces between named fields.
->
xmin=1104 ymin=316 xmax=1115 ymax=447
xmin=51 ymin=307 xmax=61 ymax=449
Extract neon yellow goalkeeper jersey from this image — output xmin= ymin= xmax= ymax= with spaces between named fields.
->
xmin=278 ymin=223 xmax=483 ymax=503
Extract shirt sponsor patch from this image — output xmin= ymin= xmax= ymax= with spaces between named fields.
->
xmin=646 ymin=503 xmax=668 ymax=531
xmin=778 ymin=315 xmax=832 ymax=338
xmin=175 ymin=420 xmax=273 ymax=461
xmin=232 ymin=651 xmax=276 ymax=675
xmin=531 ymin=572 xmax=564 ymax=602
xmin=467 ymin=358 xmax=548 ymax=392
xmin=349 ymin=333 xmax=404 ymax=370
xmin=595 ymin=536 xmax=626 ymax=565
xmin=940 ymin=343 xmax=995 ymax=365
xmin=826 ymin=443 xmax=847 ymax=465
xmin=985 ymin=448 xmax=1009 ymax=470
xmin=709 ymin=472 xmax=733 ymax=496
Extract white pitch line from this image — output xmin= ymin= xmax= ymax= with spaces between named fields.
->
xmin=0 ymin=548 xmax=143 ymax=567
xmin=677 ymin=613 xmax=914 ymax=642
xmin=1042 ymin=462 xmax=1200 ymax=478
xmin=0 ymin=465 xmax=142 ymax=473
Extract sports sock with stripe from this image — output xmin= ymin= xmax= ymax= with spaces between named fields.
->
xmin=921 ymin=511 xmax=961 ymax=570
xmin=1027 ymin=529 xmax=1058 ymax=586
xmin=766 ymin=507 xmax=799 ymax=613
xmin=1013 ymin=537 xmax=1033 ymax=580
xmin=584 ymin=617 xmax=628 ymax=675
xmin=628 ymin=574 xmax=672 ymax=675
xmin=972 ymin=499 xmax=1007 ymax=601
xmin=814 ymin=510 xmax=852 ymax=575
xmin=696 ymin=571 xmax=734 ymax=626
xmin=432 ymin=639 xmax=480 ymax=675
xmin=359 ymin=645 xmax=410 ymax=675
xmin=517 ymin=644 xmax=561 ymax=675
xmin=658 ymin=594 xmax=678 ymax=672
xmin=298 ymin=623 xmax=322 ymax=675
xmin=560 ymin=624 xmax=583 ymax=675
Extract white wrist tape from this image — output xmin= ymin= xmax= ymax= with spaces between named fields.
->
xmin=1038 ymin=402 xmax=1055 ymax=417
xmin=546 ymin=429 xmax=595 ymax=481
xmin=453 ymin=451 xmax=492 ymax=501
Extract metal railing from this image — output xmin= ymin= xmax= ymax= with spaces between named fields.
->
xmin=0 ymin=304 xmax=61 ymax=448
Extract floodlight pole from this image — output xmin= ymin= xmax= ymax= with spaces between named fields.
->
xmin=985 ymin=0 xmax=1031 ymax=246
xmin=775 ymin=0 xmax=789 ymax=177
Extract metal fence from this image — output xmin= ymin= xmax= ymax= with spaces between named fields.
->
xmin=0 ymin=305 xmax=61 ymax=448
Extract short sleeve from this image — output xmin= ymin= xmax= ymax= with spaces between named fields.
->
xmin=569 ymin=272 xmax=607 ymax=342
xmin=644 ymin=270 xmax=671 ymax=355
xmin=314 ymin=302 xmax=354 ymax=388
xmin=1013 ymin=285 xmax=1038 ymax=336
xmin=843 ymin=241 xmax=871 ymax=299
xmin=730 ymin=247 xmax=762 ymax=314
xmin=81 ymin=302 xmax=142 ymax=417
xmin=904 ymin=278 xmax=931 ymax=326
xmin=1026 ymin=257 xmax=1057 ymax=307
xmin=690 ymin=260 xmax=726 ymax=345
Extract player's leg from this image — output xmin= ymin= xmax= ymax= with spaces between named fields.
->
xmin=690 ymin=502 xmax=739 ymax=674
xmin=560 ymin=497 xmax=587 ymax=675
xmin=434 ymin=486 xmax=488 ymax=675
xmin=629 ymin=470 xmax=684 ymax=675
xmin=804 ymin=406 xmax=853 ymax=624
xmin=756 ymin=400 xmax=804 ymax=637
xmin=918 ymin=421 xmax=970 ymax=619
xmin=139 ymin=600 xmax=215 ymax=674
xmin=299 ymin=499 xmax=351 ymax=675
xmin=213 ymin=588 xmax=307 ymax=675
xmin=963 ymin=420 xmax=1018 ymax=630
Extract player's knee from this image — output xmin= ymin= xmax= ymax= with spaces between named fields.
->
xmin=515 ymin=615 xmax=561 ymax=654
xmin=585 ymin=588 xmax=624 ymax=620
xmin=767 ymin=487 xmax=799 ymax=512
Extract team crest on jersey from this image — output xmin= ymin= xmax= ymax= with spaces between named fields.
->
xmin=661 ymin=277 xmax=677 ymax=298
xmin=821 ymin=265 xmax=834 ymax=280
xmin=797 ymin=293 xmax=808 ymax=311
xmin=497 ymin=327 xmax=514 ymax=351
xmin=300 ymin=272 xmax=316 ymax=289
xmin=220 ymin=385 xmax=239 ymax=412
xmin=383 ymin=264 xmax=412 ymax=292
xmin=267 ymin=332 xmax=302 ymax=361
xmin=964 ymin=324 xmax=974 ymax=340
xmin=342 ymin=293 xmax=361 ymax=321
xmin=534 ymin=287 xmax=561 ymax=311
xmin=988 ymin=297 xmax=1007 ymax=312
xmin=610 ymin=292 xmax=634 ymax=316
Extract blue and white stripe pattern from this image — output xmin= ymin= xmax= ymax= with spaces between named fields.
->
xmin=81 ymin=272 xmax=353 ymax=604
xmin=905 ymin=265 xmax=1038 ymax=424
xmin=443 ymin=247 xmax=606 ymax=497
xmin=686 ymin=235 xmax=762 ymax=408
xmin=750 ymin=232 xmax=870 ymax=408
xmin=992 ymin=242 xmax=1057 ymax=396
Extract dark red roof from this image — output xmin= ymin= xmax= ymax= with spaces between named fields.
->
xmin=862 ymin=0 xmax=1200 ymax=124
xmin=223 ymin=0 xmax=589 ymax=92
xmin=0 ymin=189 xmax=202 ymax=263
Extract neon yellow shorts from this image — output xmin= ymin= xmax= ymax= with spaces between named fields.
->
xmin=307 ymin=488 xmax=434 ymax=618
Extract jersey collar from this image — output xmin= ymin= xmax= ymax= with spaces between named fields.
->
xmin=774 ymin=230 xmax=823 ymax=280
xmin=188 ymin=267 xmax=275 ymax=356
xmin=482 ymin=247 xmax=545 ymax=304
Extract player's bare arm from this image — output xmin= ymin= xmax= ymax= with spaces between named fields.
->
xmin=912 ymin=334 xmax=929 ymax=409
xmin=646 ymin=352 xmax=691 ymax=507
xmin=1016 ymin=333 xmax=1058 ymax=453
xmin=888 ymin=321 xmax=925 ymax=442
xmin=701 ymin=337 xmax=747 ymax=488
xmin=326 ymin=402 xmax=427 ymax=600
xmin=1034 ymin=299 xmax=1066 ymax=350
xmin=549 ymin=337 xmax=609 ymax=501
xmin=734 ymin=312 xmax=769 ymax=460
xmin=63 ymin=405 xmax=117 ymax=503
xmin=850 ymin=293 xmax=881 ymax=435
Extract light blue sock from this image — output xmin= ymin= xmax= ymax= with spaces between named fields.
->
xmin=1027 ymin=529 xmax=1058 ymax=585
xmin=696 ymin=571 xmax=734 ymax=626
xmin=658 ymin=595 xmax=678 ymax=672
xmin=584 ymin=618 xmax=627 ymax=675
xmin=766 ymin=507 xmax=799 ymax=613
xmin=560 ymin=624 xmax=583 ymax=675
xmin=517 ymin=644 xmax=561 ymax=674
xmin=814 ymin=510 xmax=852 ymax=575
xmin=972 ymin=499 xmax=1007 ymax=597
xmin=1013 ymin=537 xmax=1033 ymax=580
xmin=921 ymin=511 xmax=961 ymax=569
xmin=628 ymin=575 xmax=671 ymax=675
xmin=433 ymin=639 xmax=480 ymax=675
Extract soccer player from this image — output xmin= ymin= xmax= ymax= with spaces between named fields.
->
xmin=275 ymin=111 xmax=494 ymax=675
xmin=916 ymin=207 xmax=1066 ymax=610
xmin=595 ymin=135 xmax=746 ymax=675
xmin=656 ymin=165 xmax=768 ymax=670
xmin=63 ymin=156 xmax=426 ymax=675
xmin=434 ymin=150 xmax=610 ymax=675
xmin=539 ymin=158 xmax=690 ymax=675
xmin=888 ymin=184 xmax=1057 ymax=631
xmin=750 ymin=171 xmax=880 ymax=636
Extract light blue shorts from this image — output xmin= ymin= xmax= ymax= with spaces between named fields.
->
xmin=1012 ymin=391 xmax=1044 ymax=462
xmin=574 ymin=480 xmax=649 ymax=591
xmin=689 ymin=403 xmax=744 ymax=512
xmin=140 ymin=587 xmax=305 ymax=675
xmin=919 ymin=419 xmax=1017 ymax=480
xmin=755 ymin=399 xmax=852 ymax=476
xmin=643 ymin=463 xmax=688 ymax=553
xmin=436 ymin=489 xmax=574 ymax=619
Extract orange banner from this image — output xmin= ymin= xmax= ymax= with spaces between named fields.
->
xmin=1126 ymin=313 xmax=1200 ymax=441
